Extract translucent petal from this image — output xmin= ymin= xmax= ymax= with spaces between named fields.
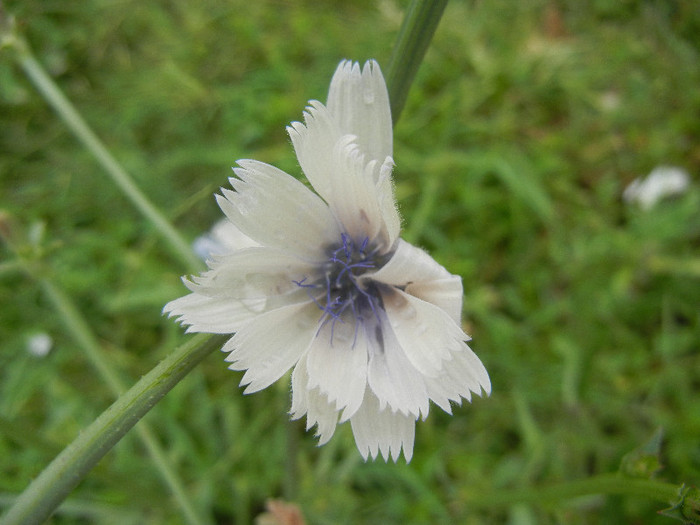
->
xmin=305 ymin=318 xmax=368 ymax=421
xmin=381 ymin=288 xmax=465 ymax=377
xmin=376 ymin=156 xmax=401 ymax=248
xmin=287 ymin=101 xmax=340 ymax=202
xmin=423 ymin=341 xmax=491 ymax=412
xmin=370 ymin=239 xmax=450 ymax=284
xmin=217 ymin=159 xmax=339 ymax=260
xmin=350 ymin=389 xmax=416 ymax=462
xmin=163 ymin=292 xmax=257 ymax=333
xmin=366 ymin=315 xmax=431 ymax=418
xmin=288 ymin=103 xmax=398 ymax=249
xmin=369 ymin=239 xmax=463 ymax=323
xmin=405 ymin=277 xmax=464 ymax=326
xmin=189 ymin=247 xmax=313 ymax=302
xmin=324 ymin=137 xmax=388 ymax=245
xmin=326 ymin=60 xmax=393 ymax=165
xmin=223 ymin=301 xmax=317 ymax=394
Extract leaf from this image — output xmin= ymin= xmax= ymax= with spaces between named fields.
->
xmin=619 ymin=427 xmax=664 ymax=479
xmin=659 ymin=485 xmax=700 ymax=524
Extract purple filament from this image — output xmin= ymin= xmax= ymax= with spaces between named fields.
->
xmin=293 ymin=234 xmax=383 ymax=345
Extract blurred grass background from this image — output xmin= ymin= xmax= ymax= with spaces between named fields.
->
xmin=1 ymin=0 xmax=699 ymax=523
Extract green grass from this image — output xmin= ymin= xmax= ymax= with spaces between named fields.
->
xmin=1 ymin=0 xmax=699 ymax=523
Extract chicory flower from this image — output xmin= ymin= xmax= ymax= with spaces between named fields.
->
xmin=165 ymin=60 xmax=490 ymax=461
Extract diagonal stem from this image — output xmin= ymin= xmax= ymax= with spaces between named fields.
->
xmin=38 ymin=278 xmax=213 ymax=525
xmin=386 ymin=0 xmax=449 ymax=123
xmin=0 ymin=332 xmax=225 ymax=525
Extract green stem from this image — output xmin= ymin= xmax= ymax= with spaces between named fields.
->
xmin=0 ymin=493 xmax=137 ymax=522
xmin=1 ymin=333 xmax=225 ymax=525
xmin=1 ymin=27 xmax=202 ymax=273
xmin=38 ymin=279 xmax=212 ymax=525
xmin=386 ymin=0 xmax=448 ymax=123
xmin=463 ymin=474 xmax=680 ymax=508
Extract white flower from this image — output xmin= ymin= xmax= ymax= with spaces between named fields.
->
xmin=192 ymin=219 xmax=259 ymax=261
xmin=164 ymin=60 xmax=490 ymax=462
xmin=27 ymin=332 xmax=53 ymax=357
xmin=623 ymin=166 xmax=690 ymax=210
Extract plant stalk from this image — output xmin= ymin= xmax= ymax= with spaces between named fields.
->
xmin=1 ymin=333 xmax=225 ymax=525
xmin=386 ymin=0 xmax=449 ymax=123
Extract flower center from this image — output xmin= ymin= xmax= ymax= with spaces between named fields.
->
xmin=294 ymin=233 xmax=385 ymax=344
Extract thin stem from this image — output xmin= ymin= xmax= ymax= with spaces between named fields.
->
xmin=462 ymin=474 xmax=680 ymax=508
xmin=386 ymin=0 xmax=449 ymax=123
xmin=0 ymin=493 xmax=137 ymax=522
xmin=39 ymin=279 xmax=212 ymax=525
xmin=1 ymin=333 xmax=225 ymax=525
xmin=2 ymin=26 xmax=202 ymax=273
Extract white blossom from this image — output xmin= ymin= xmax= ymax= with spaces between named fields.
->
xmin=192 ymin=219 xmax=258 ymax=261
xmin=164 ymin=60 xmax=490 ymax=461
xmin=623 ymin=166 xmax=690 ymax=210
xmin=26 ymin=332 xmax=53 ymax=357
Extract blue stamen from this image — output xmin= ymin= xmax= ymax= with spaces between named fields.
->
xmin=292 ymin=234 xmax=385 ymax=346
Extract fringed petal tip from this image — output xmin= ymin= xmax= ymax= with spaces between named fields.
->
xmin=356 ymin=439 xmax=414 ymax=464
xmin=327 ymin=59 xmax=392 ymax=165
xmin=350 ymin=390 xmax=416 ymax=463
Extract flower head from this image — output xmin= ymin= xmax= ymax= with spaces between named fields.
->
xmin=164 ymin=60 xmax=490 ymax=461
xmin=623 ymin=165 xmax=690 ymax=210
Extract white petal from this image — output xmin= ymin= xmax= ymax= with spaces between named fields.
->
xmin=327 ymin=60 xmax=393 ymax=164
xmin=217 ymin=159 xmax=340 ymax=259
xmin=163 ymin=292 xmax=257 ymax=333
xmin=366 ymin=314 xmax=430 ymax=418
xmin=376 ymin=156 xmax=401 ymax=248
xmin=350 ymin=389 xmax=416 ymax=462
xmin=405 ymin=277 xmax=464 ymax=326
xmin=423 ymin=341 xmax=491 ymax=412
xmin=287 ymin=101 xmax=341 ymax=201
xmin=223 ymin=301 xmax=317 ymax=394
xmin=165 ymin=246 xmax=314 ymax=333
xmin=304 ymin=318 xmax=368 ymax=421
xmin=370 ymin=238 xmax=450 ymax=284
xmin=288 ymin=104 xmax=396 ymax=249
xmin=381 ymin=288 xmax=465 ymax=377
xmin=368 ymin=239 xmax=463 ymax=323
xmin=325 ymin=137 xmax=388 ymax=245
xmin=190 ymin=247 xmax=312 ymax=302
xmin=291 ymin=354 xmax=340 ymax=445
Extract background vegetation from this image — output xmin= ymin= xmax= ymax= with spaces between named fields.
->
xmin=1 ymin=0 xmax=699 ymax=523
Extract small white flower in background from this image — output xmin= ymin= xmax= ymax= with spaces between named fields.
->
xmin=192 ymin=219 xmax=259 ymax=261
xmin=623 ymin=166 xmax=690 ymax=210
xmin=165 ymin=60 xmax=490 ymax=462
xmin=27 ymin=332 xmax=53 ymax=357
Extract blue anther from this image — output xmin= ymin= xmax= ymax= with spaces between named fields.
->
xmin=291 ymin=234 xmax=384 ymax=347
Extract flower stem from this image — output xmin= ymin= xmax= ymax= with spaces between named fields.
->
xmin=1 ymin=332 xmax=225 ymax=525
xmin=386 ymin=0 xmax=448 ymax=123
xmin=1 ymin=18 xmax=202 ymax=273
xmin=37 ymin=278 xmax=213 ymax=525
xmin=462 ymin=473 xmax=681 ymax=508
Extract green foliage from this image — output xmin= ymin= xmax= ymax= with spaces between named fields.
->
xmin=1 ymin=0 xmax=699 ymax=523
xmin=661 ymin=485 xmax=700 ymax=524
xmin=619 ymin=427 xmax=664 ymax=480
